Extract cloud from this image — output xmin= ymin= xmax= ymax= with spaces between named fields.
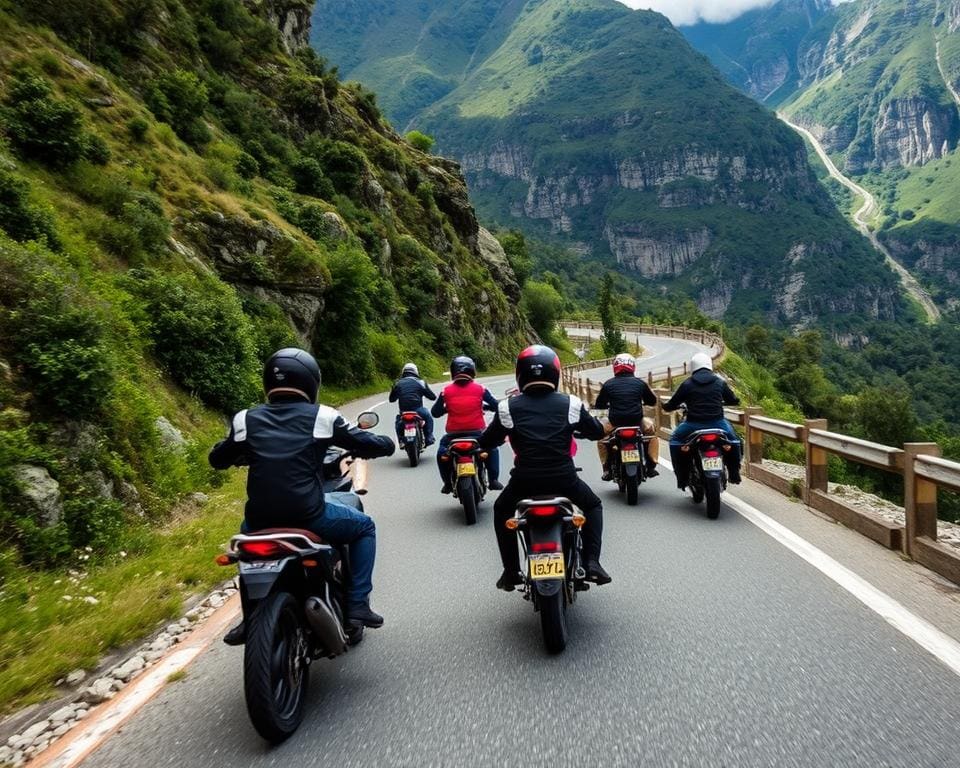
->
xmin=616 ymin=0 xmax=798 ymax=26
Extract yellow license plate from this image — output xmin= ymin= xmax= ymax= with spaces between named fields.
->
xmin=456 ymin=462 xmax=476 ymax=477
xmin=622 ymin=449 xmax=641 ymax=463
xmin=529 ymin=553 xmax=565 ymax=580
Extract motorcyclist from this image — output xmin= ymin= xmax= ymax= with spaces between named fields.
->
xmin=480 ymin=345 xmax=612 ymax=590
xmin=209 ymin=348 xmax=395 ymax=645
xmin=389 ymin=362 xmax=436 ymax=446
xmin=593 ymin=353 xmax=659 ymax=479
xmin=662 ymin=352 xmax=742 ymax=488
xmin=432 ymin=355 xmax=503 ymax=493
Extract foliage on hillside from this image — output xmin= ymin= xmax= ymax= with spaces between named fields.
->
xmin=0 ymin=0 xmax=528 ymax=573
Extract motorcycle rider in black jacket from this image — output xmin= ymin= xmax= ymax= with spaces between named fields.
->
xmin=209 ymin=348 xmax=395 ymax=644
xmin=388 ymin=362 xmax=436 ymax=446
xmin=480 ymin=345 xmax=612 ymax=591
xmin=594 ymin=353 xmax=659 ymax=479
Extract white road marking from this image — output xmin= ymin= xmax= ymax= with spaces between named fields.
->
xmin=658 ymin=456 xmax=960 ymax=678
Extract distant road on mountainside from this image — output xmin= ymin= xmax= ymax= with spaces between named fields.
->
xmin=778 ymin=113 xmax=942 ymax=324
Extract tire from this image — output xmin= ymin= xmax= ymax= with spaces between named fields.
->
xmin=406 ymin=442 xmax=419 ymax=468
xmin=705 ymin=475 xmax=722 ymax=520
xmin=625 ymin=473 xmax=639 ymax=506
xmin=539 ymin=590 xmax=567 ymax=654
xmin=244 ymin=592 xmax=309 ymax=744
xmin=691 ymin=483 xmax=704 ymax=504
xmin=458 ymin=476 xmax=478 ymax=526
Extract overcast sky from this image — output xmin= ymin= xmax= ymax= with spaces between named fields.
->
xmin=619 ymin=0 xmax=846 ymax=26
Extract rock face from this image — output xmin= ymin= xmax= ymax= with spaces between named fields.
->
xmin=253 ymin=0 xmax=312 ymax=53
xmin=604 ymin=224 xmax=711 ymax=277
xmin=13 ymin=465 xmax=63 ymax=526
xmin=865 ymin=97 xmax=958 ymax=169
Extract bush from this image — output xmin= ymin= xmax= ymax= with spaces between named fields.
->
xmin=303 ymin=136 xmax=366 ymax=194
xmin=0 ymin=168 xmax=59 ymax=246
xmin=368 ymin=331 xmax=405 ymax=378
xmin=82 ymin=133 xmax=112 ymax=165
xmin=405 ymin=130 xmax=435 ymax=153
xmin=235 ymin=151 xmax=259 ymax=179
xmin=128 ymin=116 xmax=150 ymax=142
xmin=3 ymin=71 xmax=85 ymax=166
xmin=124 ymin=269 xmax=260 ymax=412
xmin=291 ymin=155 xmax=334 ymax=198
xmin=522 ymin=281 xmax=563 ymax=342
xmin=146 ymin=69 xmax=211 ymax=147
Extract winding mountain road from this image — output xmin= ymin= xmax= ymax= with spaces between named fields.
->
xmin=66 ymin=338 xmax=960 ymax=768
xmin=777 ymin=113 xmax=942 ymax=323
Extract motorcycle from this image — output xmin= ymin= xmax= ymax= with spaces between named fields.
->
xmin=600 ymin=425 xmax=651 ymax=505
xmin=505 ymin=496 xmax=588 ymax=654
xmin=680 ymin=428 xmax=732 ymax=520
xmin=215 ymin=411 xmax=379 ymax=743
xmin=399 ymin=411 xmax=426 ymax=467
xmin=444 ymin=437 xmax=488 ymax=525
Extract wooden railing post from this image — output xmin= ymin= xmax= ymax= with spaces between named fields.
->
xmin=666 ymin=366 xmax=673 ymax=388
xmin=647 ymin=370 xmax=653 ymax=386
xmin=744 ymin=407 xmax=763 ymax=469
xmin=804 ymin=419 xmax=828 ymax=501
xmin=904 ymin=443 xmax=941 ymax=556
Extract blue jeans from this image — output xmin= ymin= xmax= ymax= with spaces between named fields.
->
xmin=242 ymin=496 xmax=376 ymax=613
xmin=395 ymin=407 xmax=434 ymax=443
xmin=437 ymin=431 xmax=499 ymax=486
xmin=669 ymin=419 xmax=741 ymax=487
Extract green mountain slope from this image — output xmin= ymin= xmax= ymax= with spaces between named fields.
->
xmin=313 ymin=0 xmax=904 ymax=329
xmin=0 ymin=0 xmax=527 ymax=570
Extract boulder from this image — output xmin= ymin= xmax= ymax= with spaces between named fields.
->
xmin=12 ymin=465 xmax=63 ymax=526
xmin=155 ymin=417 xmax=187 ymax=452
xmin=321 ymin=211 xmax=350 ymax=241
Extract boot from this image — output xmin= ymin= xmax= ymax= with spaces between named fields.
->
xmin=645 ymin=461 xmax=659 ymax=478
xmin=585 ymin=560 xmax=612 ymax=585
xmin=601 ymin=463 xmax=612 ymax=482
xmin=223 ymin=621 xmax=246 ymax=646
xmin=489 ymin=480 xmax=504 ymax=491
xmin=496 ymin=569 xmax=523 ymax=592
xmin=728 ymin=464 xmax=742 ymax=484
xmin=347 ymin=603 xmax=384 ymax=628
xmin=441 ymin=481 xmax=452 ymax=494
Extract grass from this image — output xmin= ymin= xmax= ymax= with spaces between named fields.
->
xmin=0 ymin=473 xmax=246 ymax=714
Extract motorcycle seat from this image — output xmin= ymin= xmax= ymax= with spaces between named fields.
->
xmin=247 ymin=527 xmax=327 ymax=545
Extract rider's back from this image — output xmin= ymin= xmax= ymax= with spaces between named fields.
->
xmin=501 ymin=390 xmax=581 ymax=480
xmin=442 ymin=380 xmax=487 ymax=432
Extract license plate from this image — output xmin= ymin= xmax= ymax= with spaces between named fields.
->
xmin=456 ymin=462 xmax=476 ymax=477
xmin=622 ymin=449 xmax=640 ymax=463
xmin=529 ymin=553 xmax=565 ymax=580
xmin=404 ymin=427 xmax=416 ymax=437
xmin=702 ymin=456 xmax=723 ymax=472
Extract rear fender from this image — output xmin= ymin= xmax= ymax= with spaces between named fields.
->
xmin=526 ymin=519 xmax=564 ymax=597
xmin=624 ymin=463 xmax=639 ymax=478
xmin=239 ymin=557 xmax=301 ymax=602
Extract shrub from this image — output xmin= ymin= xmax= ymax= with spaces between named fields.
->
xmin=63 ymin=496 xmax=126 ymax=552
xmin=241 ymin=295 xmax=298 ymax=361
xmin=127 ymin=116 xmax=150 ymax=142
xmin=368 ymin=331 xmax=405 ymax=378
xmin=146 ymin=69 xmax=211 ymax=147
xmin=291 ymin=155 xmax=334 ymax=198
xmin=405 ymin=130 xmax=435 ymax=153
xmin=303 ymin=136 xmax=366 ymax=194
xmin=235 ymin=151 xmax=259 ymax=179
xmin=3 ymin=71 xmax=85 ymax=166
xmin=522 ymin=281 xmax=563 ymax=342
xmin=124 ymin=268 xmax=260 ymax=412
xmin=82 ymin=132 xmax=112 ymax=165
xmin=0 ymin=168 xmax=59 ymax=246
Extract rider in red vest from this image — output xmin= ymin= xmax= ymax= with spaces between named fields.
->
xmin=432 ymin=355 xmax=502 ymax=493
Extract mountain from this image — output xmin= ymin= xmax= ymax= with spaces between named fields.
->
xmin=682 ymin=0 xmax=831 ymax=104
xmin=0 ymin=0 xmax=527 ymax=567
xmin=312 ymin=0 xmax=904 ymax=329
xmin=689 ymin=0 xmax=960 ymax=310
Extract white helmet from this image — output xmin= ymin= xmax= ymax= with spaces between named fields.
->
xmin=612 ymin=353 xmax=636 ymax=375
xmin=401 ymin=362 xmax=419 ymax=376
xmin=691 ymin=352 xmax=713 ymax=372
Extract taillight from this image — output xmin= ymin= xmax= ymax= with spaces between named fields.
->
xmin=700 ymin=434 xmax=719 ymax=442
xmin=529 ymin=505 xmax=559 ymax=517
xmin=402 ymin=413 xmax=417 ymax=422
xmin=456 ymin=455 xmax=473 ymax=464
xmin=618 ymin=429 xmax=637 ymax=438
xmin=452 ymin=441 xmax=475 ymax=452
xmin=704 ymin=450 xmax=720 ymax=458
xmin=238 ymin=540 xmax=287 ymax=558
xmin=623 ymin=443 xmax=637 ymax=451
xmin=531 ymin=541 xmax=559 ymax=553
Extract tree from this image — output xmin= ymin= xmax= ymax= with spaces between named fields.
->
xmin=744 ymin=324 xmax=772 ymax=365
xmin=856 ymin=387 xmax=917 ymax=448
xmin=521 ymin=281 xmax=563 ymax=342
xmin=598 ymin=273 xmax=625 ymax=356
xmin=496 ymin=229 xmax=532 ymax=286
xmin=405 ymin=130 xmax=435 ymax=153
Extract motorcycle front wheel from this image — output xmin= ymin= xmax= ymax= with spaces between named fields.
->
xmin=538 ymin=589 xmax=568 ymax=654
xmin=458 ymin=476 xmax=478 ymax=525
xmin=705 ymin=475 xmax=722 ymax=519
xmin=244 ymin=591 xmax=310 ymax=743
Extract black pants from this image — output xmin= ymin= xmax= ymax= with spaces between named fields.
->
xmin=493 ymin=476 xmax=603 ymax=574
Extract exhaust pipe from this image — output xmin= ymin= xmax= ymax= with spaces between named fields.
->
xmin=304 ymin=597 xmax=348 ymax=656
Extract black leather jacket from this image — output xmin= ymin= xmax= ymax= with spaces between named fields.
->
xmin=663 ymin=369 xmax=740 ymax=422
xmin=594 ymin=373 xmax=657 ymax=426
xmin=389 ymin=374 xmax=437 ymax=411
xmin=209 ymin=396 xmax=394 ymax=529
xmin=481 ymin=389 xmax=603 ymax=482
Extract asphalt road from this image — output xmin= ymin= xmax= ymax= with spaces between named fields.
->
xmin=80 ymin=375 xmax=960 ymax=768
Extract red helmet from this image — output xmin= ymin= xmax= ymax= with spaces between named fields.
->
xmin=613 ymin=353 xmax=636 ymax=376
xmin=516 ymin=345 xmax=561 ymax=391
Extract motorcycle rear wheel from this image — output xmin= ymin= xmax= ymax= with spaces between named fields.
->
xmin=458 ymin=476 xmax=478 ymax=525
xmin=405 ymin=442 xmax=419 ymax=468
xmin=539 ymin=589 xmax=568 ymax=654
xmin=244 ymin=592 xmax=309 ymax=744
xmin=705 ymin=476 xmax=722 ymax=519
xmin=625 ymin=473 xmax=639 ymax=506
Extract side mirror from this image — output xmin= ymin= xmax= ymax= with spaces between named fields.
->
xmin=357 ymin=411 xmax=379 ymax=429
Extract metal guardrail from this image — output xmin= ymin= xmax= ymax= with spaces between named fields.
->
xmin=560 ymin=322 xmax=960 ymax=587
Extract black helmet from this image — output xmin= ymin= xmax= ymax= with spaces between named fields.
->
xmin=263 ymin=348 xmax=321 ymax=402
xmin=516 ymin=344 xmax=560 ymax=391
xmin=450 ymin=355 xmax=476 ymax=381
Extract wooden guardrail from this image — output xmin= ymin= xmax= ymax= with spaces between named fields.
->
xmin=561 ymin=323 xmax=960 ymax=587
